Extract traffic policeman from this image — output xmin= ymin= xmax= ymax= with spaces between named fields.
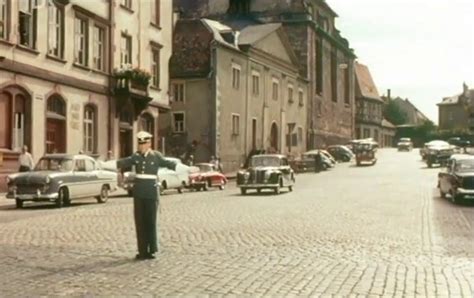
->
xmin=117 ymin=131 xmax=176 ymax=260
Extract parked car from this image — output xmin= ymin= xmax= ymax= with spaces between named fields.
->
xmin=121 ymin=157 xmax=193 ymax=195
xmin=189 ymin=163 xmax=227 ymax=191
xmin=448 ymin=137 xmax=471 ymax=148
xmin=303 ymin=150 xmax=336 ymax=168
xmin=327 ymin=145 xmax=354 ymax=162
xmin=237 ymin=154 xmax=295 ymax=195
xmin=423 ymin=140 xmax=455 ymax=168
xmin=354 ymin=142 xmax=377 ymax=166
xmin=397 ymin=138 xmax=413 ymax=151
xmin=438 ymin=154 xmax=474 ymax=203
xmin=6 ymin=154 xmax=118 ymax=208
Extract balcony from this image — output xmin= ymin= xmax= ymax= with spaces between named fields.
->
xmin=113 ymin=68 xmax=153 ymax=116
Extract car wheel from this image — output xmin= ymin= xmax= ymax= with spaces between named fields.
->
xmin=202 ymin=183 xmax=208 ymax=191
xmin=127 ymin=190 xmax=133 ymax=197
xmin=56 ymin=187 xmax=67 ymax=208
xmin=343 ymin=155 xmax=351 ymax=162
xmin=427 ymin=162 xmax=432 ymax=168
xmin=219 ymin=182 xmax=225 ymax=190
xmin=240 ymin=188 xmax=247 ymax=195
xmin=288 ymin=185 xmax=293 ymax=192
xmin=274 ymin=185 xmax=281 ymax=194
xmin=257 ymin=188 xmax=262 ymax=194
xmin=15 ymin=199 xmax=23 ymax=209
xmin=97 ymin=185 xmax=109 ymax=203
xmin=440 ymin=188 xmax=446 ymax=199
xmin=160 ymin=181 xmax=167 ymax=195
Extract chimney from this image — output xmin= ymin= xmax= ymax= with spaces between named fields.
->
xmin=387 ymin=89 xmax=391 ymax=99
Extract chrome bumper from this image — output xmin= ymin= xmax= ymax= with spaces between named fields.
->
xmin=239 ymin=183 xmax=280 ymax=189
xmin=6 ymin=192 xmax=59 ymax=201
xmin=457 ymin=188 xmax=474 ymax=198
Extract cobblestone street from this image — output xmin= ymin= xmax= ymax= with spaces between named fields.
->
xmin=0 ymin=149 xmax=472 ymax=297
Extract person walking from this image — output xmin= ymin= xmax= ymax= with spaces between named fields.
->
xmin=116 ymin=131 xmax=177 ymax=260
xmin=18 ymin=145 xmax=34 ymax=172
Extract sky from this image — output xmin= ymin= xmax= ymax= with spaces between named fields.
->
xmin=328 ymin=0 xmax=474 ymax=123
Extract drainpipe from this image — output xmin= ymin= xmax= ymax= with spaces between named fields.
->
xmin=107 ymin=0 xmax=115 ymax=154
xmin=210 ymin=42 xmax=218 ymax=157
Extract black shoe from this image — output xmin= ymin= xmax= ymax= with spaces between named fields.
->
xmin=135 ymin=254 xmax=146 ymax=260
xmin=145 ymin=253 xmax=156 ymax=259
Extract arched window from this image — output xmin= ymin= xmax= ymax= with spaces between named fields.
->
xmin=47 ymin=96 xmax=66 ymax=118
xmin=0 ymin=91 xmax=12 ymax=149
xmin=83 ymin=105 xmax=97 ymax=153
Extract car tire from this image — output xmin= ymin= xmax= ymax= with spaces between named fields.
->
xmin=15 ymin=199 xmax=23 ymax=209
xmin=439 ymin=187 xmax=446 ymax=199
xmin=160 ymin=181 xmax=167 ymax=195
xmin=202 ymin=183 xmax=208 ymax=191
xmin=127 ymin=190 xmax=133 ymax=197
xmin=56 ymin=187 xmax=67 ymax=208
xmin=240 ymin=188 xmax=247 ymax=195
xmin=428 ymin=162 xmax=432 ymax=168
xmin=219 ymin=181 xmax=225 ymax=190
xmin=288 ymin=185 xmax=293 ymax=192
xmin=97 ymin=185 xmax=109 ymax=203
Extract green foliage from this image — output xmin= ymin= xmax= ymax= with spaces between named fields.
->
xmin=384 ymin=100 xmax=408 ymax=125
xmin=114 ymin=68 xmax=152 ymax=88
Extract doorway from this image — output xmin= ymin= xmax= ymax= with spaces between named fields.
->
xmin=251 ymin=118 xmax=257 ymax=150
xmin=46 ymin=96 xmax=66 ymax=153
xmin=270 ymin=122 xmax=278 ymax=152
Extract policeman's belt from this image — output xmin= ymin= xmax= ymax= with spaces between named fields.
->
xmin=135 ymin=174 xmax=158 ymax=180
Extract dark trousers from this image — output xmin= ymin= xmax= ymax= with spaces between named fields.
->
xmin=133 ymin=180 xmax=159 ymax=255
xmin=19 ymin=166 xmax=30 ymax=172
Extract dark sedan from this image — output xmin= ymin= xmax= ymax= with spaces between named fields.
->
xmin=438 ymin=155 xmax=474 ymax=204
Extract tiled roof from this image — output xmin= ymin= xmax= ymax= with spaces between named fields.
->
xmin=354 ymin=62 xmax=383 ymax=102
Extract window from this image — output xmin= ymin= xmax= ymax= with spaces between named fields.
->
xmin=47 ymin=96 xmax=66 ymax=117
xmin=93 ymin=25 xmax=106 ymax=71
xmin=173 ymin=112 xmax=185 ymax=133
xmin=83 ymin=105 xmax=96 ymax=153
xmin=121 ymin=0 xmax=132 ymax=9
xmin=75 ymin=159 xmax=86 ymax=172
xmin=272 ymin=79 xmax=279 ymax=101
xmin=19 ymin=0 xmax=37 ymax=48
xmin=74 ymin=16 xmax=88 ymax=65
xmin=448 ymin=111 xmax=454 ymax=121
xmin=232 ymin=65 xmax=240 ymax=89
xmin=344 ymin=66 xmax=350 ymax=105
xmin=252 ymin=72 xmax=259 ymax=96
xmin=288 ymin=85 xmax=294 ymax=103
xmin=316 ymin=38 xmax=323 ymax=94
xmin=151 ymin=0 xmax=160 ymax=26
xmin=232 ymin=114 xmax=240 ymax=135
xmin=331 ymin=47 xmax=338 ymax=102
xmin=120 ymin=34 xmax=132 ymax=67
xmin=298 ymin=127 xmax=303 ymax=145
xmin=0 ymin=0 xmax=8 ymax=40
xmin=172 ymin=82 xmax=184 ymax=102
xmin=151 ymin=48 xmax=160 ymax=88
xmin=48 ymin=1 xmax=64 ymax=58
xmin=298 ymin=89 xmax=304 ymax=106
xmin=140 ymin=113 xmax=154 ymax=135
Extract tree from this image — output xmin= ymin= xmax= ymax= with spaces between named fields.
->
xmin=384 ymin=100 xmax=407 ymax=125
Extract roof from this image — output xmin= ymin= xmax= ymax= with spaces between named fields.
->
xmin=438 ymin=89 xmax=474 ymax=106
xmin=202 ymin=19 xmax=240 ymax=50
xmin=238 ymin=23 xmax=282 ymax=45
xmin=450 ymin=154 xmax=474 ymax=161
xmin=382 ymin=119 xmax=396 ymax=128
xmin=354 ymin=62 xmax=383 ymax=102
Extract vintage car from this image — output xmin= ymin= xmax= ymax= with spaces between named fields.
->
xmin=397 ymin=138 xmax=413 ymax=151
xmin=354 ymin=142 xmax=377 ymax=166
xmin=6 ymin=154 xmax=118 ymax=208
xmin=438 ymin=154 xmax=474 ymax=203
xmin=424 ymin=140 xmax=455 ymax=168
xmin=237 ymin=154 xmax=295 ymax=195
xmin=189 ymin=163 xmax=227 ymax=191
xmin=293 ymin=150 xmax=334 ymax=172
xmin=304 ymin=150 xmax=336 ymax=167
xmin=121 ymin=157 xmax=193 ymax=195
xmin=327 ymin=145 xmax=354 ymax=162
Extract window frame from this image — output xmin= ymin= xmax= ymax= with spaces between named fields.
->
xmin=74 ymin=15 xmax=89 ymax=66
xmin=172 ymin=111 xmax=185 ymax=133
xmin=231 ymin=113 xmax=240 ymax=135
xmin=251 ymin=71 xmax=260 ymax=96
xmin=0 ymin=0 xmax=9 ymax=40
xmin=47 ymin=1 xmax=65 ymax=59
xmin=120 ymin=33 xmax=132 ymax=67
xmin=272 ymin=78 xmax=279 ymax=101
xmin=18 ymin=0 xmax=37 ymax=49
xmin=287 ymin=84 xmax=294 ymax=103
xmin=171 ymin=81 xmax=185 ymax=103
xmin=232 ymin=64 xmax=241 ymax=90
xmin=151 ymin=47 xmax=160 ymax=88
xmin=151 ymin=0 xmax=160 ymax=27
xmin=331 ymin=46 xmax=338 ymax=102
xmin=298 ymin=89 xmax=304 ymax=107
xmin=83 ymin=105 xmax=97 ymax=154
xmin=121 ymin=0 xmax=132 ymax=10
xmin=92 ymin=24 xmax=107 ymax=71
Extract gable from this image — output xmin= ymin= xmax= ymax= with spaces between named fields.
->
xmin=252 ymin=31 xmax=293 ymax=64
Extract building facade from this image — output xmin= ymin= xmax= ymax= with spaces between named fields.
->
xmin=437 ymin=83 xmax=474 ymax=131
xmin=0 ymin=0 xmax=172 ymax=190
xmin=163 ymin=19 xmax=308 ymax=172
xmin=354 ymin=62 xmax=384 ymax=143
xmin=390 ymin=97 xmax=430 ymax=126
xmin=173 ymin=0 xmax=356 ymax=149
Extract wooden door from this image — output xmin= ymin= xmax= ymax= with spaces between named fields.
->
xmin=46 ymin=119 xmax=66 ymax=153
xmin=0 ymin=93 xmax=11 ymax=149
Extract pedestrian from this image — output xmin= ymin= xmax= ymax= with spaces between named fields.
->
xmin=187 ymin=154 xmax=194 ymax=166
xmin=210 ymin=155 xmax=217 ymax=167
xmin=314 ymin=151 xmax=322 ymax=173
xmin=18 ymin=145 xmax=34 ymax=172
xmin=105 ymin=151 xmax=114 ymax=161
xmin=216 ymin=157 xmax=223 ymax=173
xmin=116 ymin=131 xmax=177 ymax=260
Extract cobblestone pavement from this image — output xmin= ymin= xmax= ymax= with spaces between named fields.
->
xmin=0 ymin=149 xmax=472 ymax=297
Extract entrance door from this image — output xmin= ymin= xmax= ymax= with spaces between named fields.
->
xmin=251 ymin=119 xmax=257 ymax=150
xmin=0 ymin=93 xmax=11 ymax=149
xmin=270 ymin=123 xmax=278 ymax=152
xmin=46 ymin=119 xmax=66 ymax=153
xmin=119 ymin=129 xmax=133 ymax=158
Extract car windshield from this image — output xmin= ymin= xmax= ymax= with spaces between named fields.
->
xmin=34 ymin=158 xmax=74 ymax=172
xmin=198 ymin=164 xmax=213 ymax=172
xmin=250 ymin=156 xmax=280 ymax=167
xmin=455 ymin=160 xmax=474 ymax=172
xmin=400 ymin=138 xmax=411 ymax=142
xmin=354 ymin=143 xmax=372 ymax=151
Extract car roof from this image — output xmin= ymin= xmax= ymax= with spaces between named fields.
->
xmin=196 ymin=163 xmax=214 ymax=166
xmin=451 ymin=154 xmax=474 ymax=161
xmin=252 ymin=154 xmax=286 ymax=159
xmin=43 ymin=154 xmax=95 ymax=161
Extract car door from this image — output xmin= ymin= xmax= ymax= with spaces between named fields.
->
xmin=84 ymin=158 xmax=100 ymax=196
xmin=280 ymin=158 xmax=292 ymax=185
xmin=69 ymin=158 xmax=87 ymax=198
xmin=439 ymin=160 xmax=453 ymax=194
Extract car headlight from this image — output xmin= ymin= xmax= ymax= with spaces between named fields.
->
xmin=45 ymin=176 xmax=51 ymax=184
xmin=243 ymin=172 xmax=250 ymax=179
xmin=8 ymin=184 xmax=17 ymax=192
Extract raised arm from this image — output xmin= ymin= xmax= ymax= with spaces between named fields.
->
xmin=155 ymin=152 xmax=176 ymax=171
xmin=117 ymin=155 xmax=134 ymax=170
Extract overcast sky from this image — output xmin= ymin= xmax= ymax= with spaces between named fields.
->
xmin=328 ymin=0 xmax=474 ymax=123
